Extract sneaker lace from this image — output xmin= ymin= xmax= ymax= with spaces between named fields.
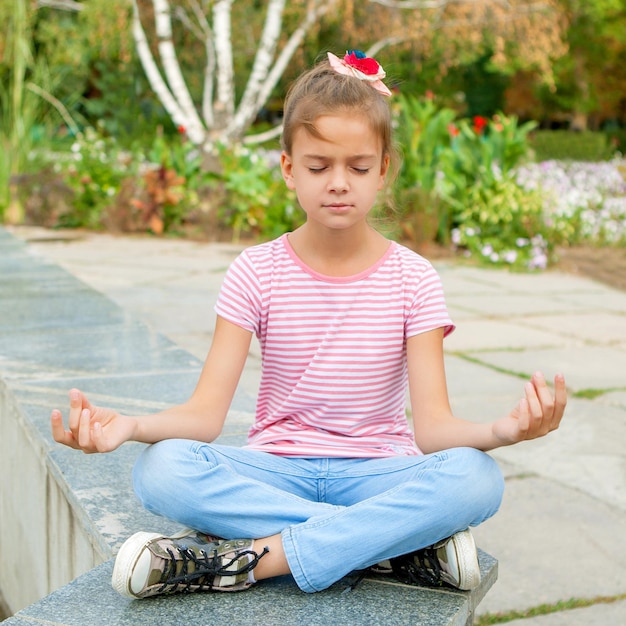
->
xmin=158 ymin=545 xmax=269 ymax=594
xmin=390 ymin=547 xmax=443 ymax=588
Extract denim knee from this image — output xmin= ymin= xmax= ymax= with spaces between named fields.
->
xmin=445 ymin=447 xmax=504 ymax=524
xmin=132 ymin=439 xmax=190 ymax=509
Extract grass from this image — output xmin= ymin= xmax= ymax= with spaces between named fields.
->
xmin=573 ymin=387 xmax=626 ymax=400
xmin=449 ymin=353 xmax=534 ymax=382
xmin=475 ymin=592 xmax=626 ymax=625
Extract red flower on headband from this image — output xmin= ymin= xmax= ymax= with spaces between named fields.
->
xmin=327 ymin=50 xmax=392 ymax=97
xmin=344 ymin=50 xmax=381 ymax=76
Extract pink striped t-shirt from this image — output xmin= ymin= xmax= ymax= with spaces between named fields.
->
xmin=215 ymin=234 xmax=454 ymax=458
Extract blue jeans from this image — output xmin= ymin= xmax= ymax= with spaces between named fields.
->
xmin=132 ymin=441 xmax=504 ymax=593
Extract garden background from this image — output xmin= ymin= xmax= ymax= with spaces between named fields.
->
xmin=1 ymin=0 xmax=625 ymax=283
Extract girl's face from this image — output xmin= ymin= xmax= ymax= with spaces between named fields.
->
xmin=280 ymin=113 xmax=389 ymax=232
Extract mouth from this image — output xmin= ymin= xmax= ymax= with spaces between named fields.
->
xmin=324 ymin=203 xmax=353 ymax=211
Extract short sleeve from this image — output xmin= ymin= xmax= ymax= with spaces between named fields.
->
xmin=214 ymin=251 xmax=262 ymax=335
xmin=405 ymin=262 xmax=455 ymax=339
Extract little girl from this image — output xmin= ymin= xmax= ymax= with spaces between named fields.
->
xmin=51 ymin=50 xmax=566 ymax=599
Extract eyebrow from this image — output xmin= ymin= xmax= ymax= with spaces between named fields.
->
xmin=302 ymin=153 xmax=378 ymax=161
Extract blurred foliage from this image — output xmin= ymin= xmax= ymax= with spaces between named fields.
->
xmin=2 ymin=0 xmax=625 ymax=158
xmin=530 ymin=130 xmax=616 ymax=162
xmin=2 ymin=0 xmax=626 ymax=265
xmin=212 ymin=144 xmax=301 ymax=242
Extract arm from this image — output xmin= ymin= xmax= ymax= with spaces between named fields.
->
xmin=51 ymin=315 xmax=253 ymax=453
xmin=407 ymin=328 xmax=566 ymax=454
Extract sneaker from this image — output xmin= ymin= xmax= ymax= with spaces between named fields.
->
xmin=111 ymin=529 xmax=269 ymax=599
xmin=388 ymin=529 xmax=480 ymax=591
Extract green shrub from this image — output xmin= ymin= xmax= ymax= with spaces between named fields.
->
xmin=392 ymin=95 xmax=551 ymax=267
xmin=435 ymin=112 xmax=540 ymax=260
xmin=54 ymin=126 xmax=133 ymax=228
xmin=604 ymin=128 xmax=626 ymax=155
xmin=392 ymin=95 xmax=457 ymax=242
xmin=213 ymin=144 xmax=301 ymax=241
xmin=451 ymin=176 xmax=552 ymax=269
xmin=529 ymin=130 xmax=614 ymax=162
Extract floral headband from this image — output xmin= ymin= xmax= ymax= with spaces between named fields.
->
xmin=327 ymin=50 xmax=392 ymax=97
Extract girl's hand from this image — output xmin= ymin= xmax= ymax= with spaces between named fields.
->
xmin=492 ymin=372 xmax=567 ymax=446
xmin=50 ymin=388 xmax=136 ymax=453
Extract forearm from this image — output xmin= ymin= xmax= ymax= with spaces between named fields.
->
xmin=130 ymin=402 xmax=225 ymax=445
xmin=413 ymin=414 xmax=503 ymax=454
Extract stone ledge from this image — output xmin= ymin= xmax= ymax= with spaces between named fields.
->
xmin=0 ymin=227 xmax=497 ymax=625
xmin=4 ymin=552 xmax=497 ymax=626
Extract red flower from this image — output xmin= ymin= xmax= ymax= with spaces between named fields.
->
xmin=344 ymin=50 xmax=381 ymax=76
xmin=472 ymin=116 xmax=488 ymax=134
xmin=327 ymin=50 xmax=391 ymax=96
xmin=448 ymin=124 xmax=460 ymax=137
xmin=177 ymin=125 xmax=186 ymax=134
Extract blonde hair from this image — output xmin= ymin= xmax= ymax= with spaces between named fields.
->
xmin=280 ymin=58 xmax=400 ymax=181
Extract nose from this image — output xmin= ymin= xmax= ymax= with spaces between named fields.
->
xmin=328 ymin=168 xmax=349 ymax=192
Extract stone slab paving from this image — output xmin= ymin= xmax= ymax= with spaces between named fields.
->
xmin=7 ymin=226 xmax=626 ymax=625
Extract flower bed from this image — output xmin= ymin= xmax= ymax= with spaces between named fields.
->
xmin=515 ymin=159 xmax=626 ymax=246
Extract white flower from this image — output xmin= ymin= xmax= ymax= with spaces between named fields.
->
xmin=528 ymin=252 xmax=548 ymax=270
xmin=503 ymin=250 xmax=518 ymax=264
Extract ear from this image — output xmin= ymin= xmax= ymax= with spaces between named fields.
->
xmin=378 ymin=153 xmax=390 ymax=190
xmin=281 ymin=151 xmax=296 ymax=190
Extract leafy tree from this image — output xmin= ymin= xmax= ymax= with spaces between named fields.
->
xmin=544 ymin=0 xmax=626 ymax=130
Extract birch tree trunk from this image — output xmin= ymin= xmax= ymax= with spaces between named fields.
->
xmin=132 ymin=0 xmax=206 ymax=144
xmin=132 ymin=0 xmax=338 ymax=149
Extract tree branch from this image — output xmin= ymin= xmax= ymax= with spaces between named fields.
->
xmin=26 ymin=82 xmax=80 ymax=135
xmin=36 ymin=0 xmax=84 ymax=11
xmin=186 ymin=0 xmax=216 ymax=127
xmin=152 ymin=0 xmax=204 ymax=136
xmin=231 ymin=0 xmax=338 ymax=141
xmin=243 ymin=123 xmax=284 ymax=145
xmin=231 ymin=0 xmax=286 ymax=139
xmin=132 ymin=0 xmax=205 ymax=143
xmin=212 ymin=0 xmax=236 ymax=126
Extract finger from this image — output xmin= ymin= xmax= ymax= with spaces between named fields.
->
xmin=68 ymin=388 xmax=84 ymax=433
xmin=523 ymin=380 xmax=551 ymax=439
xmin=91 ymin=421 xmax=108 ymax=453
xmin=77 ymin=408 xmax=94 ymax=450
xmin=515 ymin=397 xmax=531 ymax=438
xmin=549 ymin=373 xmax=567 ymax=431
xmin=50 ymin=409 xmax=78 ymax=449
xmin=523 ymin=380 xmax=542 ymax=419
xmin=531 ymin=371 xmax=556 ymax=420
